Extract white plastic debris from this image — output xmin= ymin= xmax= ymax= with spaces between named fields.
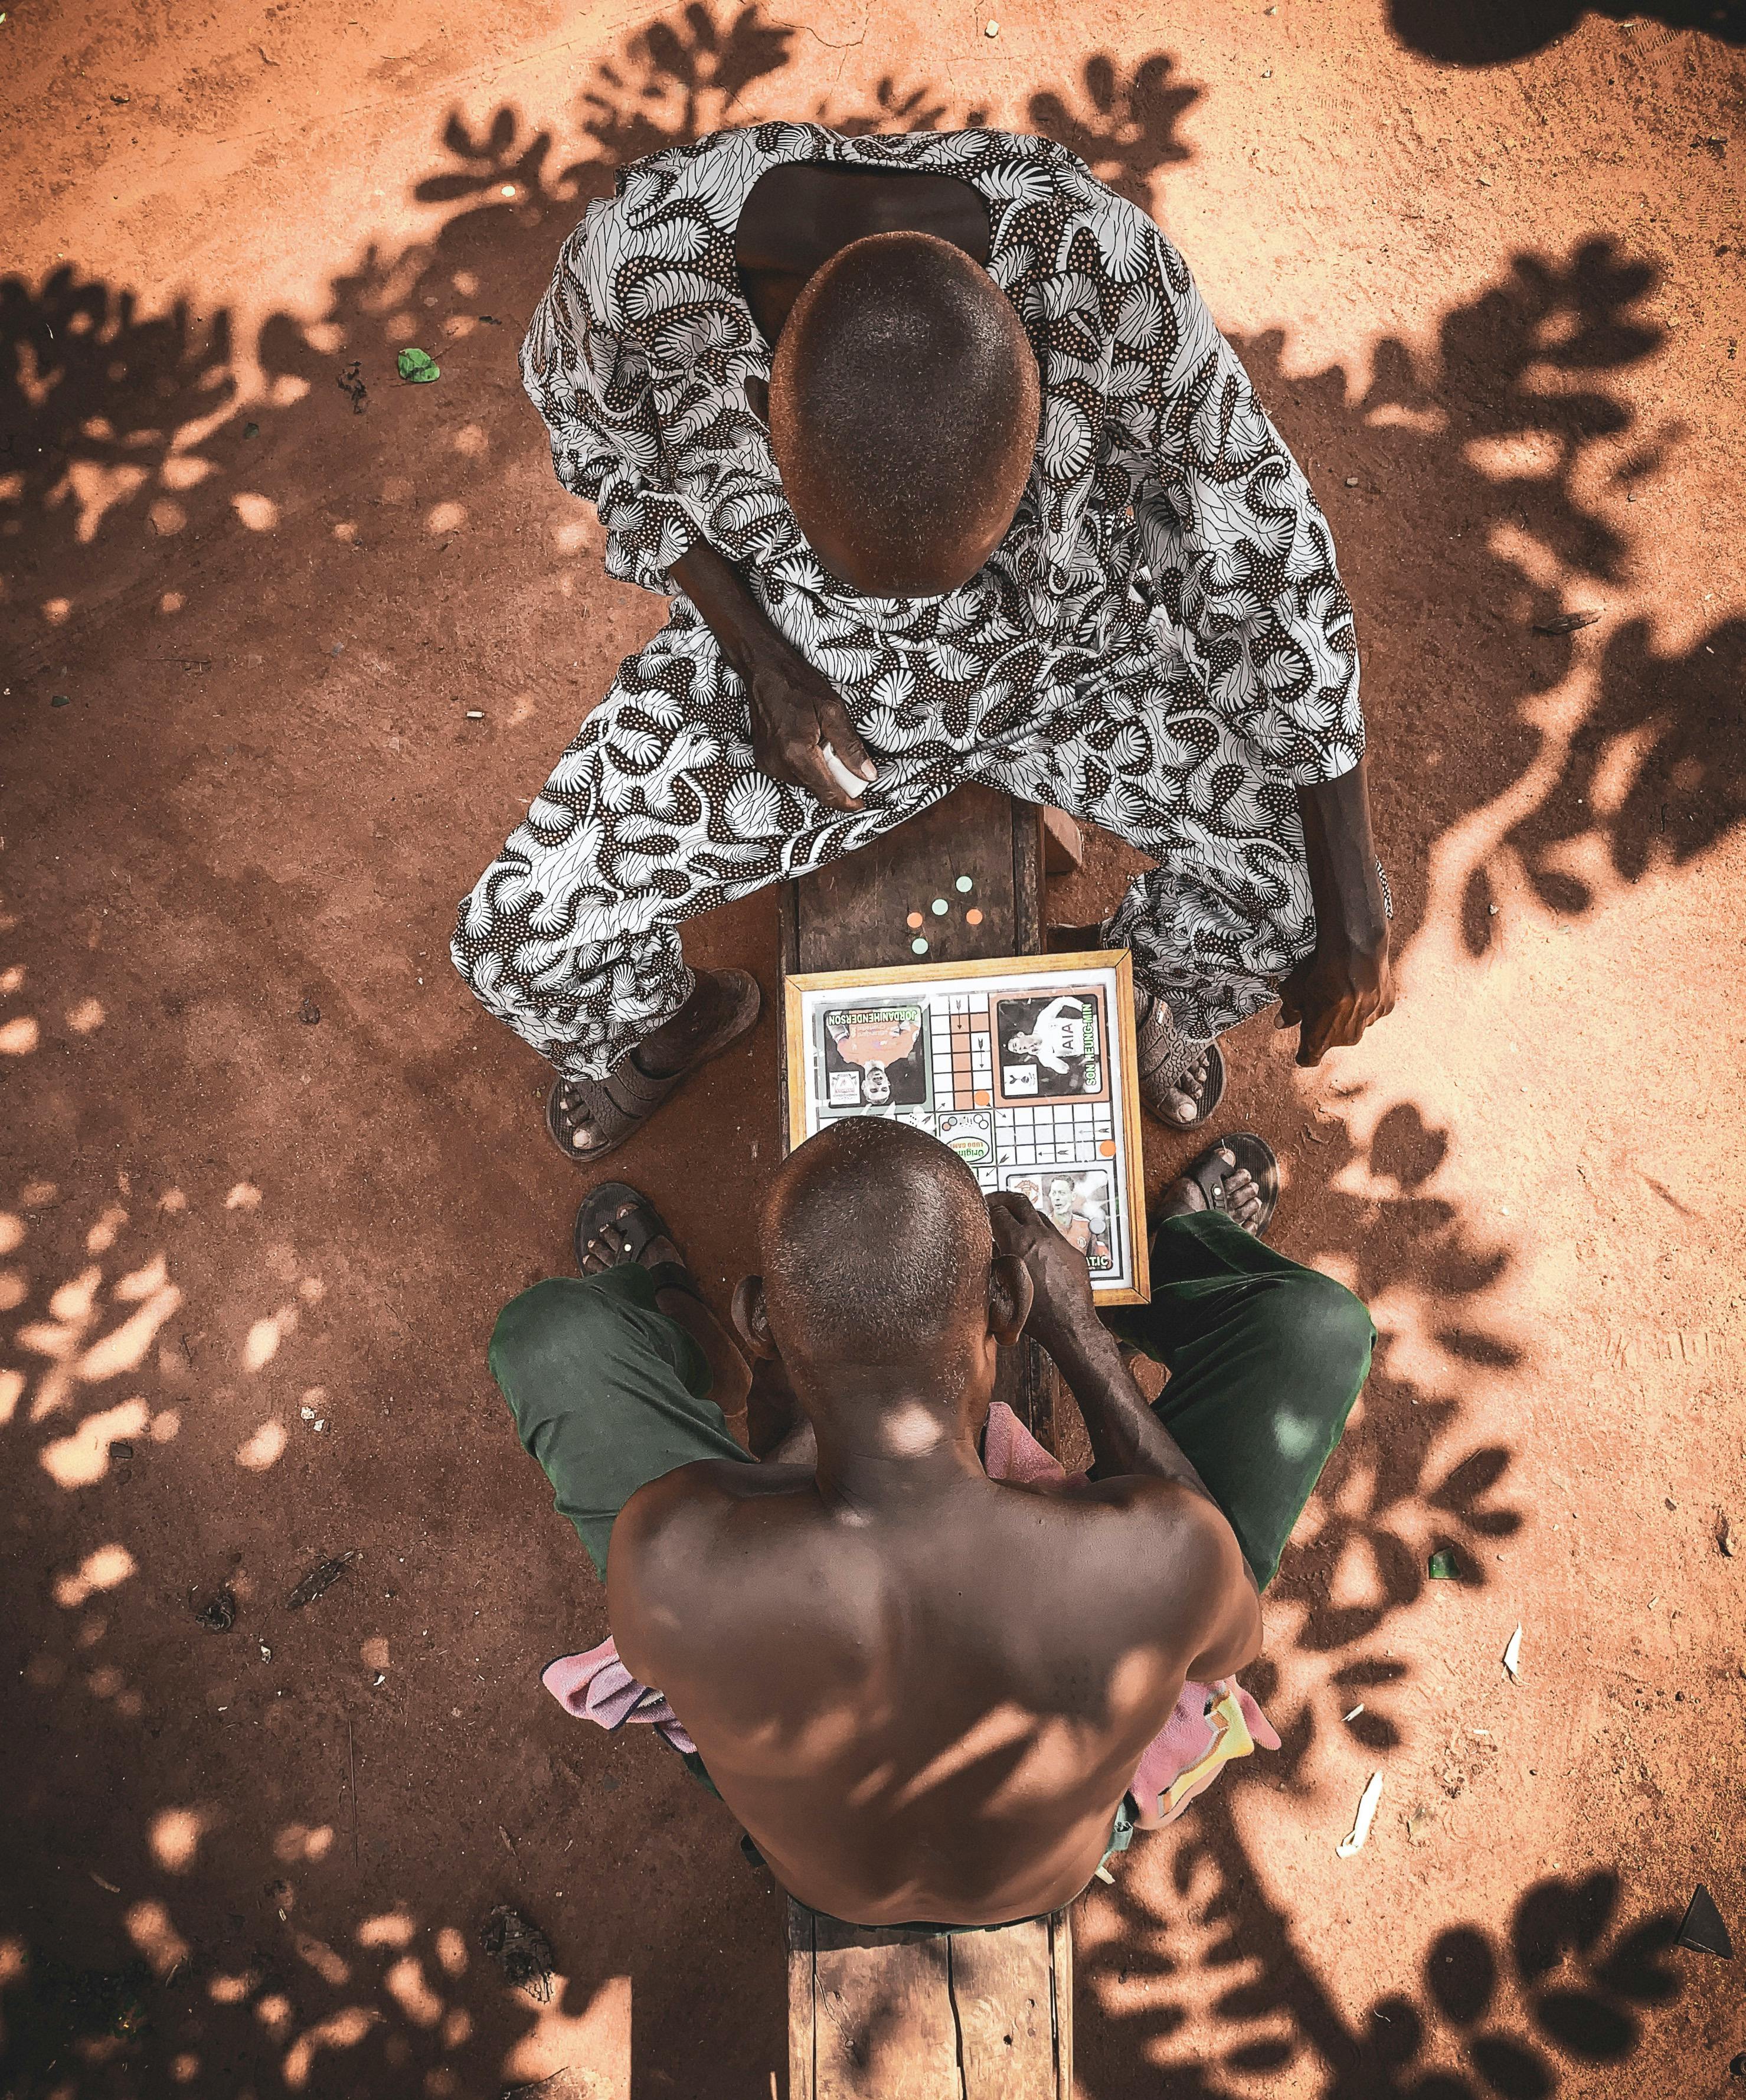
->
xmin=819 ymin=742 xmax=874 ymax=798
xmin=1502 ymin=1624 xmax=1523 ymax=1680
xmin=1338 ymin=1771 xmax=1384 ymax=1857
xmin=1343 ymin=1704 xmax=1365 ymax=1722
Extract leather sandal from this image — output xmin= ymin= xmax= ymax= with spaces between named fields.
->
xmin=1134 ymin=993 xmax=1225 ymax=1131
xmin=573 ymin=1182 xmax=699 ymax=1299
xmin=545 ymin=969 xmax=762 ymax=1166
xmin=1156 ymin=1132 xmax=1280 ymax=1241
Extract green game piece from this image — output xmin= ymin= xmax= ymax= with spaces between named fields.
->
xmin=911 ymin=938 xmax=929 ymax=955
xmin=1427 ymin=1549 xmax=1458 ymax=1580
xmin=243 ymin=421 xmax=260 ymax=439
xmin=397 ymin=347 xmax=441 ymax=384
xmin=955 ymin=876 xmax=973 ymax=893
xmin=51 ymin=694 xmax=70 ymax=707
xmin=931 ymin=898 xmax=949 ymax=915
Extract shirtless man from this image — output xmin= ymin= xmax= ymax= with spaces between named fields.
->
xmin=489 ymin=1119 xmax=1373 ymax=1926
xmin=454 ymin=128 xmax=1395 ymax=1164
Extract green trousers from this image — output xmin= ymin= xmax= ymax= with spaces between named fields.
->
xmin=489 ymin=1211 xmax=1374 ymax=1591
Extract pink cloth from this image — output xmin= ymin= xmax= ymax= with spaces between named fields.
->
xmin=542 ymin=1641 xmax=697 ymax=1757
xmin=542 ymin=1402 xmax=1275 ymax=1825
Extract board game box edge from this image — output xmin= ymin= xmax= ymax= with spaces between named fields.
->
xmin=781 ymin=951 xmax=1152 ymax=1306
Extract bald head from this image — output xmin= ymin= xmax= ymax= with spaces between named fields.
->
xmin=770 ymin=231 xmax=1041 ymax=597
xmin=761 ymin=1119 xmax=993 ymax=1366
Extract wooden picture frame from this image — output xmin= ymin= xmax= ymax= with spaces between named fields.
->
xmin=784 ymin=951 xmax=1151 ymax=1306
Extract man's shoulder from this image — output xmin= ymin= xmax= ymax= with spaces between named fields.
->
xmin=613 ymin=1455 xmax=812 ymax=1563
xmin=1039 ymin=1474 xmax=1243 ymax=1595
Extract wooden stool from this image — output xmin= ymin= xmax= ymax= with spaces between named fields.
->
xmin=786 ymin=1902 xmax=1073 ymax=2100
xmin=776 ymin=782 xmax=1080 ymax=1446
xmin=774 ymin=785 xmax=1083 ymax=2095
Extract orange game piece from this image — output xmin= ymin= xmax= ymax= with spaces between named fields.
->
xmin=905 ymin=911 xmax=924 ymax=929
xmin=975 ymin=1089 xmax=991 ymax=1107
xmin=965 ymin=907 xmax=983 ymax=926
xmin=1098 ymin=1139 xmax=1116 ymax=1157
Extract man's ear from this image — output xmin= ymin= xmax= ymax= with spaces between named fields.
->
xmin=731 ymin=1275 xmax=779 ymax=1360
xmin=989 ymin=1255 xmax=1032 ymax=1350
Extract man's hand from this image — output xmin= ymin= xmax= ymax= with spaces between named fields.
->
xmin=743 ymin=633 xmax=876 ymax=813
xmin=1277 ymin=923 xmax=1394 ymax=1067
xmin=988 ymin=1191 xmax=1097 ymax=1359
xmin=669 ymin=538 xmax=875 ymax=813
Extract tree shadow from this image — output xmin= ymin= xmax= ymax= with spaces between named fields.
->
xmin=1081 ymin=1834 xmax=1684 ymax=2096
xmin=1388 ymin=0 xmax=1746 ymax=63
xmin=0 ymin=4 xmax=1734 ymax=2095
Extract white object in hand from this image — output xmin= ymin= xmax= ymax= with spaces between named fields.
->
xmin=819 ymin=741 xmax=875 ymax=799
xmin=1336 ymin=1770 xmax=1383 ymax=1857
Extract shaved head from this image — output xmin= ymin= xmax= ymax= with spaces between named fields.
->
xmin=761 ymin=1119 xmax=993 ymax=1366
xmin=770 ymin=231 xmax=1041 ymax=597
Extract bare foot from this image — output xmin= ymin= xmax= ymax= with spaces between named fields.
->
xmin=577 ymin=1200 xmax=687 ymax=1279
xmin=1155 ymin=1145 xmax=1270 ymax=1234
xmin=1153 ymin=1051 xmax=1214 ymax=1126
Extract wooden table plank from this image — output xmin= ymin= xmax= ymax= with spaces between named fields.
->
xmin=810 ymin=1915 xmax=960 ymax=2099
xmin=779 ymin=783 xmax=1042 ymax=980
xmin=948 ymin=1918 xmax=1057 ymax=2096
xmin=1049 ymin=1909 xmax=1074 ymax=2098
xmin=787 ymin=1900 xmax=815 ymax=2100
xmin=777 ymin=785 xmax=1054 ymax=1450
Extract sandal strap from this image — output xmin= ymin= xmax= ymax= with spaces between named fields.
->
xmin=599 ymin=1055 xmax=678 ymax=1116
xmin=551 ymin=1056 xmax=680 ymax=1157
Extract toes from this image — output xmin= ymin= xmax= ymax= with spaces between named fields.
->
xmin=1170 ymin=1095 xmax=1196 ymax=1125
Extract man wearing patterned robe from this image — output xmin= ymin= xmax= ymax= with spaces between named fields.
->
xmin=452 ymin=125 xmax=1394 ymax=1164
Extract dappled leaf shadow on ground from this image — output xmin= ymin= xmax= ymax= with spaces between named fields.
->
xmin=1 ymin=5 xmax=1729 ymax=2094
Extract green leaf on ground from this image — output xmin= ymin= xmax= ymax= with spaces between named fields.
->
xmin=1428 ymin=1549 xmax=1458 ymax=1580
xmin=397 ymin=347 xmax=440 ymax=383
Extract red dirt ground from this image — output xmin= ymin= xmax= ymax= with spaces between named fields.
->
xmin=4 ymin=2 xmax=1745 ymax=2094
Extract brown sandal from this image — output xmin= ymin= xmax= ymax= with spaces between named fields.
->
xmin=545 ymin=969 xmax=763 ymax=1165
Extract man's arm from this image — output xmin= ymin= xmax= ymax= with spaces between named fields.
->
xmin=988 ymin=1192 xmax=1261 ymax=1677
xmin=1050 ymin=1314 xmax=1261 ymax=1680
xmin=1090 ymin=189 xmax=1394 ymax=1062
xmin=1049 ymin=1311 xmax=1263 ymax=1678
xmin=1280 ymin=757 xmax=1395 ymax=1066
xmin=668 ymin=538 xmax=875 ymax=813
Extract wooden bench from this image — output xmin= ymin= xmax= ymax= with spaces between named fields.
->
xmin=787 ymin=1902 xmax=1073 ymax=2099
xmin=776 ymin=783 xmax=1082 ymax=2098
xmin=777 ymin=782 xmax=1083 ymax=1444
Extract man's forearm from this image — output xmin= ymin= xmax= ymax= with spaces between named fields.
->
xmin=1296 ymin=756 xmax=1387 ymax=951
xmin=1042 ymin=1314 xmax=1216 ymax=1502
xmin=670 ymin=540 xmax=774 ymax=679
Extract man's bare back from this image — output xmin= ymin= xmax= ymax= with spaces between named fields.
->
xmin=606 ymin=1129 xmax=1261 ymax=1927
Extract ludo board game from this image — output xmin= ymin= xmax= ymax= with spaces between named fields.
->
xmin=784 ymin=952 xmax=1150 ymax=1305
